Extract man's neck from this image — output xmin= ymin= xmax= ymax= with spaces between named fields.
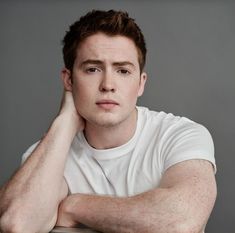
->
xmin=84 ymin=108 xmax=138 ymax=150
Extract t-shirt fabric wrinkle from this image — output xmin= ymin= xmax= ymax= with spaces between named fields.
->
xmin=22 ymin=106 xmax=216 ymax=197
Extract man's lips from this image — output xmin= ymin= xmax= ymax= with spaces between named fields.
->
xmin=96 ymin=99 xmax=119 ymax=105
xmin=96 ymin=99 xmax=119 ymax=109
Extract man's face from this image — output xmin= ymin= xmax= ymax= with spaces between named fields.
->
xmin=67 ymin=32 xmax=147 ymax=128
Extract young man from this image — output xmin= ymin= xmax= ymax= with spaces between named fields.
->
xmin=0 ymin=10 xmax=216 ymax=233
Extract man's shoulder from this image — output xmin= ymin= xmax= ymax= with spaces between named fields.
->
xmin=137 ymin=106 xmax=212 ymax=142
xmin=137 ymin=106 xmax=195 ymax=127
xmin=21 ymin=140 xmax=41 ymax=164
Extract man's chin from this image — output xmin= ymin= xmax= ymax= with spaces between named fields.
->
xmin=83 ymin=109 xmax=136 ymax=129
xmin=92 ymin=120 xmax=121 ymax=128
xmin=86 ymin=116 xmax=123 ymax=129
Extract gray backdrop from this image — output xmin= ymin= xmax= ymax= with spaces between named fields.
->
xmin=0 ymin=1 xmax=234 ymax=233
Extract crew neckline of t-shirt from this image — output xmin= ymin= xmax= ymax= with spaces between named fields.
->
xmin=77 ymin=107 xmax=144 ymax=160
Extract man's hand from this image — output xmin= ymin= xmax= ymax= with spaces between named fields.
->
xmin=53 ymin=160 xmax=216 ymax=233
xmin=56 ymin=195 xmax=79 ymax=228
xmin=0 ymin=90 xmax=85 ymax=233
xmin=58 ymin=90 xmax=85 ymax=133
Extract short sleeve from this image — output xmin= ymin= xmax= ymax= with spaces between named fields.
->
xmin=21 ymin=141 xmax=40 ymax=165
xmin=161 ymin=119 xmax=216 ymax=173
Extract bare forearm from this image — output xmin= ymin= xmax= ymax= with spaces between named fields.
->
xmin=58 ymin=160 xmax=216 ymax=233
xmin=72 ymin=192 xmax=157 ymax=233
xmin=58 ymin=188 xmax=205 ymax=233
xmin=0 ymin=114 xmax=76 ymax=232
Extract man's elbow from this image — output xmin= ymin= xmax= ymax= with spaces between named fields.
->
xmin=170 ymin=207 xmax=215 ymax=233
xmin=0 ymin=210 xmax=56 ymax=233
xmin=0 ymin=203 xmax=55 ymax=233
xmin=0 ymin=210 xmax=25 ymax=233
xmin=0 ymin=196 xmax=27 ymax=233
xmin=173 ymin=181 xmax=217 ymax=233
xmin=145 ymin=221 xmax=203 ymax=233
xmin=173 ymin=221 xmax=205 ymax=233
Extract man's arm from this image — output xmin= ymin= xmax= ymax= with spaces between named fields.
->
xmin=0 ymin=91 xmax=83 ymax=233
xmin=56 ymin=159 xmax=216 ymax=233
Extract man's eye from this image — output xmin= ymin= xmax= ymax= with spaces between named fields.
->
xmin=118 ymin=69 xmax=130 ymax=75
xmin=86 ymin=67 xmax=100 ymax=73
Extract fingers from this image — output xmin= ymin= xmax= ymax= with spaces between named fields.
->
xmin=59 ymin=90 xmax=76 ymax=115
xmin=57 ymin=90 xmax=85 ymax=133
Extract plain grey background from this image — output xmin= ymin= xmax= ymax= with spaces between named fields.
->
xmin=0 ymin=1 xmax=234 ymax=232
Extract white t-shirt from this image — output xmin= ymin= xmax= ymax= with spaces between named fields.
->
xmin=22 ymin=106 xmax=216 ymax=197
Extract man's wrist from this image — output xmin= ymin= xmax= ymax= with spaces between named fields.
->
xmin=53 ymin=114 xmax=80 ymax=138
xmin=57 ymin=194 xmax=81 ymax=227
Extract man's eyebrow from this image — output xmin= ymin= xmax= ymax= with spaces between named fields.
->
xmin=80 ymin=59 xmax=103 ymax=66
xmin=80 ymin=60 xmax=135 ymax=68
xmin=112 ymin=61 xmax=135 ymax=67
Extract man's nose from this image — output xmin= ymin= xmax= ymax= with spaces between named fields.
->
xmin=99 ymin=70 xmax=116 ymax=93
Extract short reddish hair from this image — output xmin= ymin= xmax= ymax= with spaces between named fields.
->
xmin=62 ymin=10 xmax=147 ymax=72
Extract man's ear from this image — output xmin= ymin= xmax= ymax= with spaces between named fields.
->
xmin=61 ymin=68 xmax=73 ymax=91
xmin=137 ymin=72 xmax=147 ymax=97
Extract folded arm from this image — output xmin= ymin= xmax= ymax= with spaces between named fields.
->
xmin=56 ymin=159 xmax=217 ymax=233
xmin=0 ymin=91 xmax=82 ymax=233
xmin=0 ymin=117 xmax=70 ymax=233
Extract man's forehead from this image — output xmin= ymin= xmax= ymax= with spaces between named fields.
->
xmin=75 ymin=33 xmax=139 ymax=65
xmin=79 ymin=32 xmax=136 ymax=47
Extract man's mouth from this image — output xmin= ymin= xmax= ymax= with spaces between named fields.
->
xmin=96 ymin=99 xmax=119 ymax=110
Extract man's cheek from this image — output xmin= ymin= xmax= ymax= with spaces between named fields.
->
xmin=126 ymin=90 xmax=139 ymax=101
